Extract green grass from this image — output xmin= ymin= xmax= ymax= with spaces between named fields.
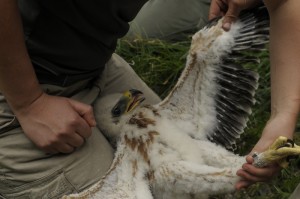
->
xmin=116 ymin=38 xmax=190 ymax=98
xmin=116 ymin=37 xmax=300 ymax=198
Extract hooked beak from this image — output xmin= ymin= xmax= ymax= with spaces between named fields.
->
xmin=111 ymin=89 xmax=145 ymax=117
xmin=126 ymin=89 xmax=145 ymax=113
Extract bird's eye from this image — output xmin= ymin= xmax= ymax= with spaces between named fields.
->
xmin=112 ymin=107 xmax=122 ymax=117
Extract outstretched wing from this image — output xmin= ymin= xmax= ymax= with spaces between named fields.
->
xmin=158 ymin=6 xmax=269 ymax=150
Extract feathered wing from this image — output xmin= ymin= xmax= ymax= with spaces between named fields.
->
xmin=158 ymin=6 xmax=269 ymax=150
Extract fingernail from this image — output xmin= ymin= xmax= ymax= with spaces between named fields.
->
xmin=223 ymin=23 xmax=231 ymax=31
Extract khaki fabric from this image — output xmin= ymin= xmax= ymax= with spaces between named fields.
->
xmin=289 ymin=183 xmax=300 ymax=199
xmin=126 ymin=0 xmax=211 ymax=40
xmin=0 ymin=54 xmax=160 ymax=198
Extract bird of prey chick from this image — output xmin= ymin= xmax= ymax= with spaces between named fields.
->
xmin=63 ymin=6 xmax=300 ymax=199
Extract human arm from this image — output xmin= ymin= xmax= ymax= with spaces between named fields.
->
xmin=236 ymin=0 xmax=300 ymax=189
xmin=209 ymin=0 xmax=300 ymax=189
xmin=0 ymin=0 xmax=96 ymax=154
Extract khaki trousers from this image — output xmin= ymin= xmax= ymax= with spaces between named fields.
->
xmin=0 ymin=54 xmax=160 ymax=199
xmin=289 ymin=183 xmax=300 ymax=199
xmin=126 ymin=0 xmax=211 ymax=40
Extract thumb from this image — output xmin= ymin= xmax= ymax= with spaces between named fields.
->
xmin=246 ymin=155 xmax=254 ymax=164
xmin=222 ymin=4 xmax=241 ymax=31
xmin=208 ymin=0 xmax=222 ymax=21
xmin=68 ymin=99 xmax=97 ymax=127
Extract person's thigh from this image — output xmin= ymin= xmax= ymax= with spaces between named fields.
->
xmin=126 ymin=0 xmax=211 ymax=40
xmin=94 ymin=53 xmax=161 ymax=105
xmin=289 ymin=183 xmax=300 ymax=199
xmin=0 ymin=53 xmax=160 ymax=198
xmin=0 ymin=82 xmax=114 ymax=198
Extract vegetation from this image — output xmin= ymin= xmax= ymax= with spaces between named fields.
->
xmin=116 ymin=37 xmax=300 ymax=198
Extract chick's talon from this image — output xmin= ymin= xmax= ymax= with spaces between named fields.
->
xmin=287 ymin=139 xmax=295 ymax=147
xmin=276 ymin=139 xmax=294 ymax=149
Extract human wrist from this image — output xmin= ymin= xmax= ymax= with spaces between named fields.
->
xmin=270 ymin=99 xmax=300 ymax=125
xmin=251 ymin=111 xmax=298 ymax=153
xmin=7 ymin=87 xmax=44 ymax=115
xmin=263 ymin=112 xmax=297 ymax=139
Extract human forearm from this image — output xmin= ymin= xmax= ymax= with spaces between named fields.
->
xmin=212 ymin=0 xmax=300 ymax=189
xmin=0 ymin=0 xmax=43 ymax=112
xmin=236 ymin=0 xmax=300 ymax=189
xmin=264 ymin=0 xmax=300 ymax=138
xmin=0 ymin=1 xmax=96 ymax=154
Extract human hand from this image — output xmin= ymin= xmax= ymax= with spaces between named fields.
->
xmin=208 ymin=0 xmax=262 ymax=31
xmin=14 ymin=93 xmax=96 ymax=154
xmin=235 ymin=155 xmax=281 ymax=190
xmin=235 ymin=113 xmax=296 ymax=189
